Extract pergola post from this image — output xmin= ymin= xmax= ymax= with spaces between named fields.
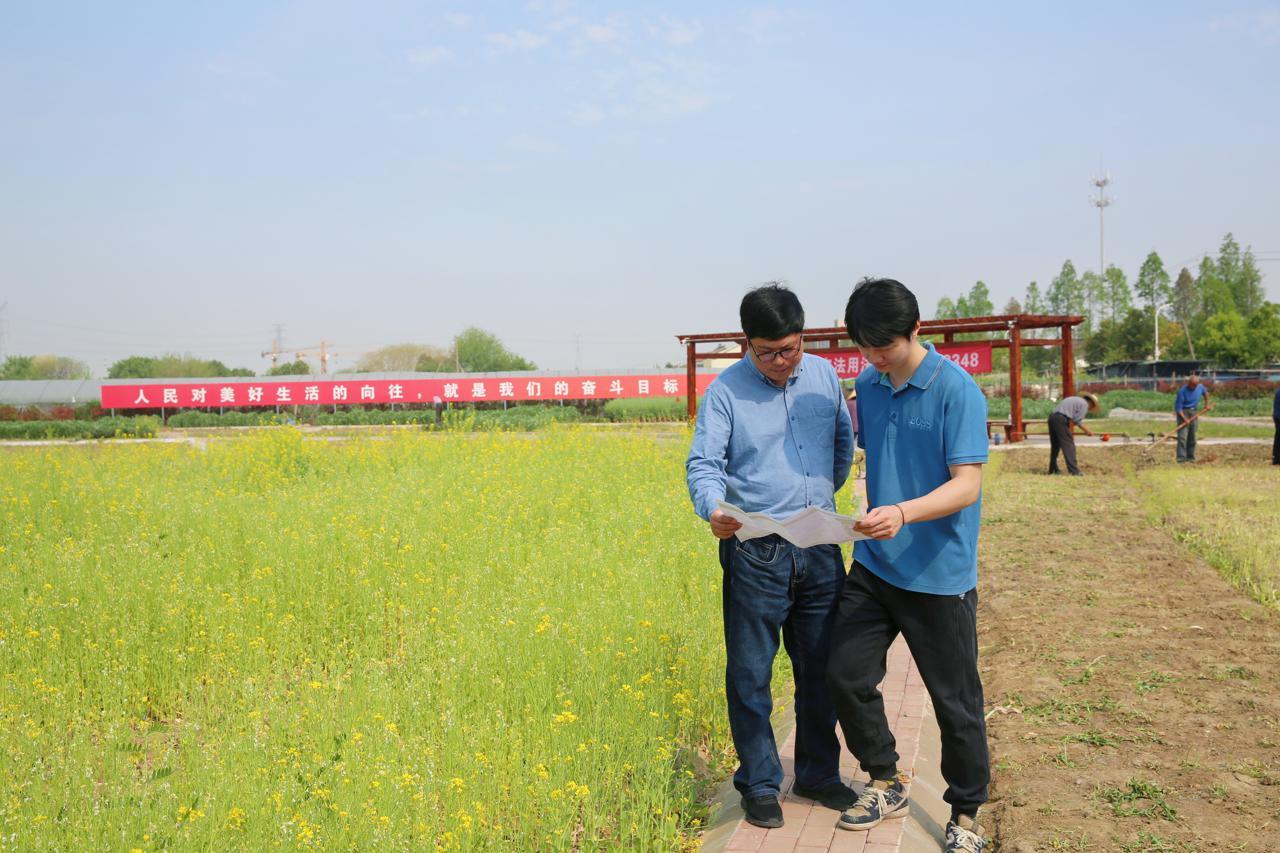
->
xmin=1009 ymin=325 xmax=1023 ymax=442
xmin=1061 ymin=323 xmax=1075 ymax=398
xmin=686 ymin=341 xmax=697 ymax=420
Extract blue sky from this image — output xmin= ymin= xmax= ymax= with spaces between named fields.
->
xmin=2 ymin=2 xmax=1278 ymax=374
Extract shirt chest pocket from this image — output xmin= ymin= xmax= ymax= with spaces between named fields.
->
xmin=809 ymin=404 xmax=836 ymax=447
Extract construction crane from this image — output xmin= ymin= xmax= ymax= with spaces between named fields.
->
xmin=294 ymin=341 xmax=346 ymax=374
xmin=260 ymin=340 xmax=285 ymax=369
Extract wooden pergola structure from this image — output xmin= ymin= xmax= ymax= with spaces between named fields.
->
xmin=677 ymin=313 xmax=1085 ymax=442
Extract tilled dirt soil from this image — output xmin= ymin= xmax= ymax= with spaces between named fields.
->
xmin=980 ymin=443 xmax=1279 ymax=851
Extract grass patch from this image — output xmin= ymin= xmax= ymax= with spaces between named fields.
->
xmin=1138 ymin=467 xmax=1280 ymax=610
xmin=1094 ymin=778 xmax=1178 ymax=821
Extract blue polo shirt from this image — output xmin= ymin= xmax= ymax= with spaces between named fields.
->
xmin=855 ymin=343 xmax=988 ymax=595
xmin=1174 ymin=384 xmax=1207 ymax=412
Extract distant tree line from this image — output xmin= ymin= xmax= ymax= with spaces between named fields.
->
xmin=0 ymin=355 xmax=92 ymax=381
xmin=1 ymin=327 xmax=536 ymax=381
xmin=933 ymin=233 xmax=1279 ymax=371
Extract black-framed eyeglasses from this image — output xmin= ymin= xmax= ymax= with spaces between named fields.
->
xmin=750 ymin=341 xmax=802 ymax=364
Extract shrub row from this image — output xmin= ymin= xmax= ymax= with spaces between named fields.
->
xmin=1080 ymin=380 xmax=1280 ymax=399
xmin=985 ymin=390 xmax=1273 ymax=421
xmin=602 ymin=397 xmax=688 ymax=422
xmin=0 ymin=417 xmax=159 ymax=440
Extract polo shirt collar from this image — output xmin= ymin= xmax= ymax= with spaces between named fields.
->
xmin=875 ymin=342 xmax=944 ymax=393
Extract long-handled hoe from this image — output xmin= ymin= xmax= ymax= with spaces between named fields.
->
xmin=1142 ymin=403 xmax=1214 ymax=456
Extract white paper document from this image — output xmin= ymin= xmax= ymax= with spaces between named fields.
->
xmin=717 ymin=501 xmax=870 ymax=548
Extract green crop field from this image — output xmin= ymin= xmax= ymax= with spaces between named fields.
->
xmin=0 ymin=429 xmax=755 ymax=850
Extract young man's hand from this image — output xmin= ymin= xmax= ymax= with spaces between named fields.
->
xmin=709 ymin=509 xmax=743 ymax=540
xmin=854 ymin=504 xmax=905 ymax=540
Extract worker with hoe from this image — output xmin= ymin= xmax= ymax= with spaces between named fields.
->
xmin=828 ymin=277 xmax=991 ymax=852
xmin=1047 ymin=391 xmax=1100 ymax=476
xmin=686 ymin=283 xmax=857 ymax=829
xmin=1174 ymin=373 xmax=1209 ymax=463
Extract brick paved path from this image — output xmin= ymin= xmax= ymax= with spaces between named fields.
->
xmin=722 ymin=637 xmax=925 ymax=853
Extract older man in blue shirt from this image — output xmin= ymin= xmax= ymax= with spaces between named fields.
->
xmin=1174 ymin=374 xmax=1209 ymax=463
xmin=687 ymin=283 xmax=855 ymax=828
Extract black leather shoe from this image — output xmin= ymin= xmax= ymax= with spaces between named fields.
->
xmin=792 ymin=781 xmax=857 ymax=811
xmin=742 ymin=794 xmax=784 ymax=828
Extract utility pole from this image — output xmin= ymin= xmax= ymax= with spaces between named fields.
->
xmin=1089 ymin=173 xmax=1113 ymax=276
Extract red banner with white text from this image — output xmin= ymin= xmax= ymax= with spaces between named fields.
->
xmin=814 ymin=342 xmax=993 ymax=378
xmin=100 ymin=374 xmax=717 ymax=410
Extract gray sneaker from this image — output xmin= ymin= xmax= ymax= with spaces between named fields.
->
xmin=835 ymin=778 xmax=908 ymax=830
xmin=945 ymin=814 xmax=987 ymax=851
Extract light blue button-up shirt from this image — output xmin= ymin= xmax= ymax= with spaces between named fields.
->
xmin=687 ymin=353 xmax=854 ymax=522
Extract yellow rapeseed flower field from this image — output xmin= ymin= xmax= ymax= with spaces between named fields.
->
xmin=0 ymin=427 xmax=800 ymax=850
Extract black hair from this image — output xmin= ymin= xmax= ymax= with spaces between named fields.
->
xmin=740 ymin=282 xmax=805 ymax=340
xmin=844 ymin=277 xmax=920 ymax=347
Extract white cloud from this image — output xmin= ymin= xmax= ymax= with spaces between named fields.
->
xmin=659 ymin=17 xmax=702 ymax=46
xmin=527 ymin=0 xmax=573 ymax=14
xmin=743 ymin=8 xmax=798 ymax=45
xmin=569 ymin=103 xmax=610 ymax=125
xmin=571 ymin=57 xmax=716 ymax=123
xmin=485 ymin=29 xmax=549 ymax=53
xmin=407 ymin=46 xmax=453 ymax=67
xmin=581 ymin=22 xmax=620 ymax=44
xmin=444 ymin=12 xmax=471 ymax=29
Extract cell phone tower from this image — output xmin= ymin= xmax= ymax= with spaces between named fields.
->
xmin=1089 ymin=173 xmax=1113 ymax=275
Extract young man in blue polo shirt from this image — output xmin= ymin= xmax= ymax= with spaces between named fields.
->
xmin=827 ymin=278 xmax=990 ymax=852
xmin=687 ymin=283 xmax=857 ymax=829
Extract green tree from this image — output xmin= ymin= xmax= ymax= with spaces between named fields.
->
xmin=1199 ymin=311 xmax=1251 ymax=367
xmin=107 ymin=354 xmax=253 ymax=378
xmin=1 ymin=354 xmax=91 ymax=380
xmin=106 ymin=356 xmax=157 ymax=379
xmin=1134 ymin=251 xmax=1171 ymax=356
xmin=1083 ymin=317 xmax=1117 ymax=365
xmin=1104 ymin=264 xmax=1131 ymax=322
xmin=1047 ymin=261 xmax=1084 ymax=316
xmin=1247 ymin=303 xmax=1280 ymax=366
xmin=1134 ymin=251 xmax=1171 ymax=312
xmin=0 ymin=355 xmax=36 ymax=380
xmin=965 ymin=281 xmax=994 ymax=317
xmin=1002 ymin=297 xmax=1022 ymax=315
xmin=934 ymin=296 xmax=957 ymax=320
xmin=1170 ymin=267 xmax=1198 ymax=359
xmin=454 ymin=327 xmax=536 ymax=372
xmin=266 ymin=359 xmax=312 ymax=376
xmin=357 ymin=344 xmax=449 ymax=373
xmin=1079 ymin=270 xmax=1105 ymax=333
xmin=1194 ymin=255 xmax=1234 ymax=319
xmin=1213 ymin=233 xmax=1264 ymax=316
xmin=1023 ymin=281 xmax=1044 ymax=315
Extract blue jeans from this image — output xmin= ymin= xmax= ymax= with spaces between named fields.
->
xmin=719 ymin=535 xmax=846 ymax=799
